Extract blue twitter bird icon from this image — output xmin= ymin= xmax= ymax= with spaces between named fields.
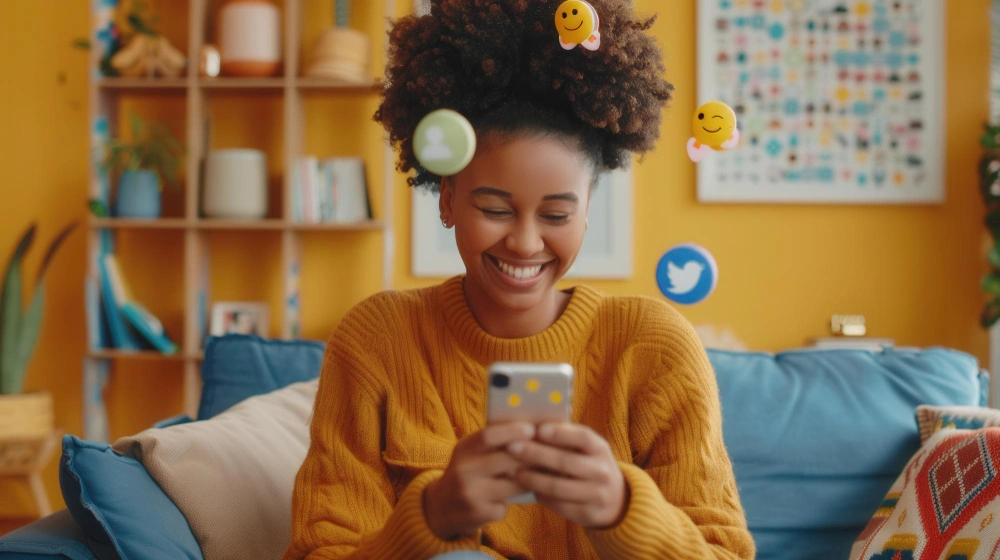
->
xmin=656 ymin=244 xmax=718 ymax=305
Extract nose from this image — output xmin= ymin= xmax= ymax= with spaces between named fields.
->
xmin=505 ymin=217 xmax=545 ymax=258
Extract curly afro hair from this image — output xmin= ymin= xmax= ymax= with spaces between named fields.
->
xmin=374 ymin=0 xmax=674 ymax=192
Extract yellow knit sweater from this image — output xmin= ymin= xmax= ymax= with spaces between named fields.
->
xmin=284 ymin=277 xmax=754 ymax=560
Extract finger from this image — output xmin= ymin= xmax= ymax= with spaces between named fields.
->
xmin=467 ymin=422 xmax=535 ymax=454
xmin=515 ymin=469 xmax=591 ymax=504
xmin=508 ymin=441 xmax=607 ymax=480
xmin=485 ymin=477 xmax=531 ymax=502
xmin=536 ymin=423 xmax=609 ymax=456
xmin=467 ymin=450 xmax=523 ymax=478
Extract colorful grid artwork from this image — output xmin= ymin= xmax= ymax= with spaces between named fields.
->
xmin=696 ymin=0 xmax=944 ymax=204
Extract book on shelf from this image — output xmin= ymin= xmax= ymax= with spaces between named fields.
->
xmin=98 ymin=254 xmax=179 ymax=354
xmin=293 ymin=156 xmax=373 ymax=224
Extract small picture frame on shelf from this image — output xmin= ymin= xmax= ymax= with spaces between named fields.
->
xmin=210 ymin=302 xmax=270 ymax=338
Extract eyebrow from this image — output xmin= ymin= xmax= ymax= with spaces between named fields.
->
xmin=470 ymin=186 xmax=579 ymax=203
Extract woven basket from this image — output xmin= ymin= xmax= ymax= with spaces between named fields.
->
xmin=0 ymin=392 xmax=54 ymax=440
xmin=0 ymin=431 xmax=59 ymax=476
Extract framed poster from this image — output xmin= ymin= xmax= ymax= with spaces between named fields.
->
xmin=411 ymin=168 xmax=633 ymax=278
xmin=696 ymin=0 xmax=945 ymax=204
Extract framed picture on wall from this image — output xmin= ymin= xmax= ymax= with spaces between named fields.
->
xmin=411 ymin=168 xmax=633 ymax=279
xmin=696 ymin=0 xmax=945 ymax=204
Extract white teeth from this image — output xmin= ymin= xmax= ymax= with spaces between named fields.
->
xmin=495 ymin=259 xmax=542 ymax=280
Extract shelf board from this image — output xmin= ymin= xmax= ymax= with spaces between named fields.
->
xmin=88 ymin=350 xmax=203 ymax=361
xmin=89 ymin=218 xmax=385 ymax=231
xmin=199 ymin=78 xmax=285 ymax=90
xmin=97 ymin=77 xmax=189 ymax=90
xmin=297 ymin=77 xmax=381 ymax=92
xmin=199 ymin=219 xmax=386 ymax=231
xmin=89 ymin=218 xmax=189 ymax=230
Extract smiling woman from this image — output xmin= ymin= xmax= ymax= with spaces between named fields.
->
xmin=285 ymin=1 xmax=756 ymax=559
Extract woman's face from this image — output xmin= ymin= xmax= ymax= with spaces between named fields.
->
xmin=440 ymin=135 xmax=593 ymax=313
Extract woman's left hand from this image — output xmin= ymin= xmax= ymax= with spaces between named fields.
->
xmin=507 ymin=423 xmax=628 ymax=529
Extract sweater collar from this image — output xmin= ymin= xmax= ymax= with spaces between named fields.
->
xmin=438 ymin=275 xmax=601 ymax=363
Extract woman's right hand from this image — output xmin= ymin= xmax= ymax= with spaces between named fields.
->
xmin=423 ymin=422 xmax=535 ymax=540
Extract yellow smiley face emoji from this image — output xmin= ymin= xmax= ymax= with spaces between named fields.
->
xmin=556 ymin=1 xmax=598 ymax=49
xmin=692 ymin=101 xmax=737 ymax=150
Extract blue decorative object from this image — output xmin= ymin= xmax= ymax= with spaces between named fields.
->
xmin=115 ymin=170 xmax=161 ymax=219
xmin=655 ymin=244 xmax=718 ymax=305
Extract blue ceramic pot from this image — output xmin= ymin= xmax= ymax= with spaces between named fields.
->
xmin=116 ymin=170 xmax=162 ymax=219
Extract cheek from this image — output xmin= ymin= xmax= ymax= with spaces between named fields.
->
xmin=547 ymin=225 xmax=586 ymax=264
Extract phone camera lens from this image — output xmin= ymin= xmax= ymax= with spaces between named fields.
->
xmin=491 ymin=373 xmax=510 ymax=388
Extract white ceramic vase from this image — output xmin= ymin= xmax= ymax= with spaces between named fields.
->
xmin=203 ymin=149 xmax=269 ymax=219
xmin=218 ymin=0 xmax=282 ymax=77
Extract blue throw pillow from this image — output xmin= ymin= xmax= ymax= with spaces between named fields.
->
xmin=58 ymin=435 xmax=203 ymax=560
xmin=0 ymin=509 xmax=97 ymax=559
xmin=198 ymin=335 xmax=324 ymax=419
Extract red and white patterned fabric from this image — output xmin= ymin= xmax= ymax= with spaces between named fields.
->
xmin=851 ymin=427 xmax=1000 ymax=560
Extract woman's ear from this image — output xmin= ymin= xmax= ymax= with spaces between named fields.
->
xmin=438 ymin=177 xmax=454 ymax=227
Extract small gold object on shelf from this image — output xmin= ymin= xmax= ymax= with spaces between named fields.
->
xmin=831 ymin=314 xmax=867 ymax=337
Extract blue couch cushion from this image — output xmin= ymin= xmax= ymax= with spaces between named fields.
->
xmin=0 ymin=509 xmax=96 ymax=559
xmin=197 ymin=335 xmax=324 ymax=420
xmin=710 ymin=347 xmax=988 ymax=560
xmin=58 ymin=435 xmax=202 ymax=560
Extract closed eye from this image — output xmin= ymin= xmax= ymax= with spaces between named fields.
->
xmin=542 ymin=214 xmax=570 ymax=224
xmin=480 ymin=208 xmax=512 ymax=218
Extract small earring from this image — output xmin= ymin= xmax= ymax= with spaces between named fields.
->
xmin=441 ymin=218 xmax=449 ymax=228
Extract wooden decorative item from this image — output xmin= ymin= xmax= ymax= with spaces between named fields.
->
xmin=218 ymin=0 xmax=282 ymax=77
xmin=110 ymin=34 xmax=187 ymax=77
xmin=305 ymin=0 xmax=371 ymax=84
xmin=0 ymin=430 xmax=60 ymax=518
xmin=0 ymin=392 xmax=53 ymax=439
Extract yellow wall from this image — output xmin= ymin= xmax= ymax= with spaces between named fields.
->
xmin=0 ymin=0 xmax=991 ymax=515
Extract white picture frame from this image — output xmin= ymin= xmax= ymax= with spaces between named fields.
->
xmin=696 ymin=0 xmax=945 ymax=204
xmin=210 ymin=302 xmax=270 ymax=338
xmin=411 ymin=167 xmax=633 ymax=279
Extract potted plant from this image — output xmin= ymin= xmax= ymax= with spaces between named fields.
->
xmin=104 ymin=111 xmax=184 ymax=219
xmin=0 ymin=222 xmax=76 ymax=439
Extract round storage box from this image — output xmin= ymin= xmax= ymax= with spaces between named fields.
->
xmin=203 ymin=149 xmax=269 ymax=219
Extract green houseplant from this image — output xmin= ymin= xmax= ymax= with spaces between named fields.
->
xmin=104 ymin=110 xmax=184 ymax=219
xmin=0 ymin=222 xmax=76 ymax=438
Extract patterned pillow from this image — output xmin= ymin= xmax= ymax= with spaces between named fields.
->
xmin=917 ymin=405 xmax=1000 ymax=445
xmin=850 ymin=428 xmax=1000 ymax=559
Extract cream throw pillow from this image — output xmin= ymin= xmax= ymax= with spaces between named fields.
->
xmin=113 ymin=379 xmax=318 ymax=560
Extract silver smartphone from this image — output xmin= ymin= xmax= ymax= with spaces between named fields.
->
xmin=486 ymin=362 xmax=574 ymax=504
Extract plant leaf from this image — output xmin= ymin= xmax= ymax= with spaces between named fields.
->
xmin=990 ymin=245 xmax=1000 ymax=270
xmin=33 ymin=223 xmax=77 ymax=291
xmin=6 ymin=289 xmax=44 ymax=394
xmin=983 ymin=298 xmax=1000 ymax=329
xmin=983 ymin=273 xmax=1000 ymax=296
xmin=130 ymin=110 xmax=142 ymax=144
xmin=0 ymin=225 xmax=34 ymax=394
xmin=72 ymin=38 xmax=91 ymax=50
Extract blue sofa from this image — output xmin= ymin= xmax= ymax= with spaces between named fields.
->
xmin=0 ymin=335 xmax=989 ymax=559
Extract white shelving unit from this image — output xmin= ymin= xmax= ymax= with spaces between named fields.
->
xmin=84 ymin=0 xmax=396 ymax=441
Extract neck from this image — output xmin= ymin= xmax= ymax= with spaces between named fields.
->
xmin=462 ymin=278 xmax=570 ymax=339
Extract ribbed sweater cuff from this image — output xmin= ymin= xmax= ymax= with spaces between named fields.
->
xmin=585 ymin=463 xmax=699 ymax=558
xmin=367 ymin=470 xmax=481 ymax=558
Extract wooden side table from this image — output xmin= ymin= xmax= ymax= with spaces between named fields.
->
xmin=0 ymin=431 xmax=60 ymax=518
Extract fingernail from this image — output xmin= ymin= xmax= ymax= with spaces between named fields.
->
xmin=539 ymin=424 xmax=554 ymax=439
xmin=522 ymin=424 xmax=536 ymax=438
xmin=508 ymin=442 xmax=524 ymax=454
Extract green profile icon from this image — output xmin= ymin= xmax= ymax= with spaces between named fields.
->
xmin=413 ymin=109 xmax=477 ymax=176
